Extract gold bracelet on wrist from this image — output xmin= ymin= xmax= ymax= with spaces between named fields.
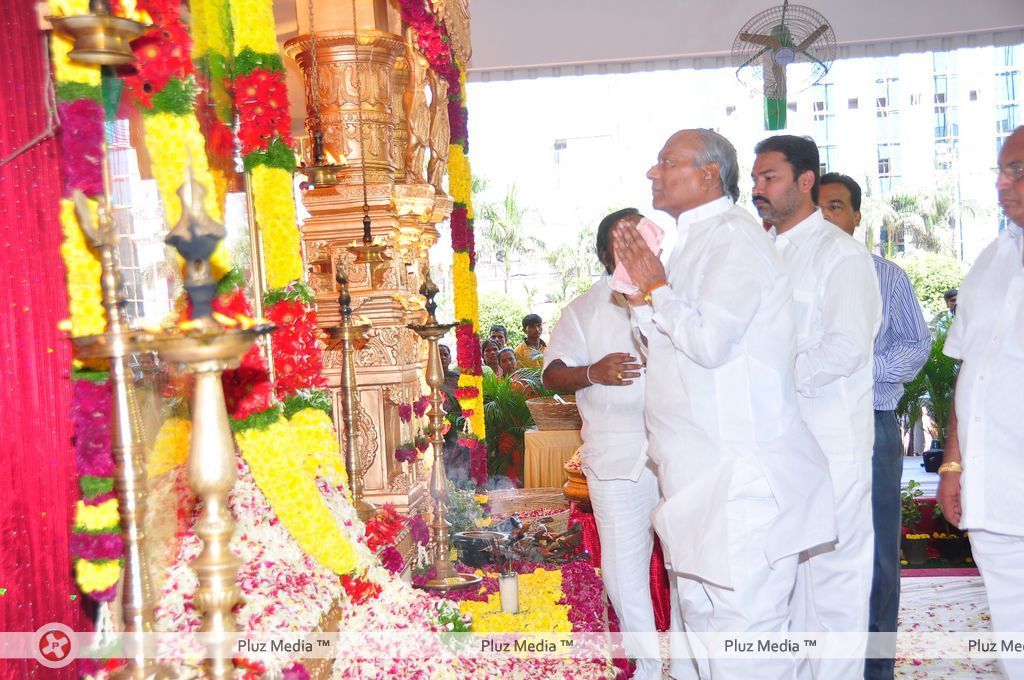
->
xmin=642 ymin=280 xmax=670 ymax=306
xmin=937 ymin=461 xmax=963 ymax=474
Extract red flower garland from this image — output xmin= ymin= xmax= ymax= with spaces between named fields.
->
xmin=234 ymin=69 xmax=292 ymax=154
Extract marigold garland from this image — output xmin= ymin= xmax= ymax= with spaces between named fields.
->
xmin=125 ymin=0 xmax=231 ymax=279
xmin=74 ymin=559 xmax=125 ymax=594
xmin=236 ymin=418 xmax=359 ymax=575
xmin=74 ymin=498 xmax=121 ymax=533
xmin=250 ymin=166 xmax=303 ymax=288
xmin=58 ymin=199 xmax=105 ymax=336
xmin=289 ymin=408 xmax=348 ymax=490
xmin=391 ymin=4 xmax=486 ymax=439
xmin=149 ymin=417 xmax=192 ymax=478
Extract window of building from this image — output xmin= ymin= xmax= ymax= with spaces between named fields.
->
xmin=996 ymin=104 xmax=1019 ymax=134
xmin=848 ymin=97 xmax=859 ymax=109
xmin=995 ymin=72 xmax=1018 ymax=102
xmin=878 ymin=157 xmax=891 ymax=174
xmin=787 ymin=102 xmax=798 ymax=112
xmin=725 ymin=105 xmax=736 ymax=116
xmin=969 ymin=89 xmax=979 ymax=101
xmin=910 ymin=93 xmax=921 ymax=105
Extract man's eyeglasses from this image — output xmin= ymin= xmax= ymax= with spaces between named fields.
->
xmin=997 ymin=163 xmax=1024 ymax=182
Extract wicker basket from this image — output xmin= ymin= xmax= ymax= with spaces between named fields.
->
xmin=526 ymin=396 xmax=583 ymax=431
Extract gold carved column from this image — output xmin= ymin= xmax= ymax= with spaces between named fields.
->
xmin=285 ymin=0 xmax=456 ymax=514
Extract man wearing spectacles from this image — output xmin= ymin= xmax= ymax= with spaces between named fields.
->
xmin=939 ymin=125 xmax=1024 ymax=680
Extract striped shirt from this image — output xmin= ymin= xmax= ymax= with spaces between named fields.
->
xmin=872 ymin=255 xmax=931 ymax=410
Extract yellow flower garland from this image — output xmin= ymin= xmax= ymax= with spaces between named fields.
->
xmin=289 ymin=408 xmax=349 ymax=490
xmin=141 ymin=112 xmax=231 ymax=279
xmin=74 ymin=558 xmax=123 ymax=593
xmin=459 ymin=569 xmax=573 ymax=633
xmin=249 ymin=165 xmax=302 ymax=288
xmin=58 ymin=199 xmax=106 ymax=337
xmin=149 ymin=417 xmax=192 ymax=478
xmin=229 ymin=0 xmax=279 ymax=54
xmin=74 ymin=498 xmax=120 ymax=532
xmin=236 ymin=418 xmax=359 ymax=575
xmin=448 ymin=145 xmax=472 ymax=218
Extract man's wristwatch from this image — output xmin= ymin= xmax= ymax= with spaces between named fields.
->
xmin=937 ymin=461 xmax=963 ymax=474
xmin=642 ymin=280 xmax=670 ymax=306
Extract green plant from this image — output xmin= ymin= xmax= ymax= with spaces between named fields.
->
xmin=482 ymin=370 xmax=533 ymax=476
xmin=896 ymin=322 xmax=959 ymax=446
xmin=893 ymin=252 xmax=967 ymax=318
xmin=901 ymin=479 xmax=924 ymax=531
xmin=478 ymin=290 xmax=526 ymax=348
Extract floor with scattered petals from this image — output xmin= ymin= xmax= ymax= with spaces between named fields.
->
xmin=897 ymin=576 xmax=1003 ymax=678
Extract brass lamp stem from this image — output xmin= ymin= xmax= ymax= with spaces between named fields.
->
xmin=70 ymin=175 xmax=157 ymax=678
xmin=332 ymin=263 xmax=375 ymax=520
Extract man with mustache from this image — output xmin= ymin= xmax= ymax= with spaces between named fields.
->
xmin=818 ymin=172 xmax=931 ymax=680
xmin=615 ymin=129 xmax=836 ymax=680
xmin=938 ymin=125 xmax=1024 ymax=679
xmin=752 ymin=135 xmax=880 ymax=679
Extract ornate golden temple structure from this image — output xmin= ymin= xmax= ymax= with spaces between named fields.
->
xmin=284 ymin=0 xmax=472 ymax=515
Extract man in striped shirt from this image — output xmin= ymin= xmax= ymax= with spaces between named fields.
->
xmin=819 ymin=173 xmax=931 ymax=680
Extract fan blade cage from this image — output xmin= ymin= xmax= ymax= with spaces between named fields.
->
xmin=732 ymin=3 xmax=836 ymax=95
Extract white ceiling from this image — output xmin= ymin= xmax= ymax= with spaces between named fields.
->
xmin=465 ymin=0 xmax=1024 ymax=80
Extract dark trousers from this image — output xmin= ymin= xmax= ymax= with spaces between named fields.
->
xmin=865 ymin=410 xmax=903 ymax=680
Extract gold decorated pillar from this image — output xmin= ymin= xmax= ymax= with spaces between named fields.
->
xmin=286 ymin=0 xmax=454 ymax=515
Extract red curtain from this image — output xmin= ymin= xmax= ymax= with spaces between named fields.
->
xmin=0 ymin=0 xmax=92 ymax=676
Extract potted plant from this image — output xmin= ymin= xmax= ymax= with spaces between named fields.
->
xmin=896 ymin=321 xmax=959 ymax=472
xmin=901 ymin=480 xmax=929 ymax=565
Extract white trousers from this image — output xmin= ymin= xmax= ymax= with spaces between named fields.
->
xmin=969 ymin=529 xmax=1024 ymax=679
xmin=792 ymin=458 xmax=874 ymax=680
xmin=586 ymin=463 xmax=686 ymax=680
xmin=671 ymin=464 xmax=802 ymax=680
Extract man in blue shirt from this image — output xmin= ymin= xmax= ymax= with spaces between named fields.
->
xmin=819 ymin=173 xmax=931 ymax=680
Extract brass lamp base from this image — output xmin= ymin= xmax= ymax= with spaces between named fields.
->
xmin=48 ymin=14 xmax=148 ymax=66
xmin=301 ymin=164 xmax=343 ymax=188
xmin=349 ymin=241 xmax=391 ymax=267
xmin=414 ymin=572 xmax=483 ymax=592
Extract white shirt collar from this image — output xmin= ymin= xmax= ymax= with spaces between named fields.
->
xmin=773 ymin=208 xmax=824 ymax=246
xmin=675 ymin=196 xmax=734 ymax=232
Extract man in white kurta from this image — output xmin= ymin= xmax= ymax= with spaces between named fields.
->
xmin=753 ymin=135 xmax=881 ymax=680
xmin=615 ymin=129 xmax=836 ymax=680
xmin=938 ymin=125 xmax=1024 ymax=680
xmin=544 ymin=208 xmax=684 ymax=680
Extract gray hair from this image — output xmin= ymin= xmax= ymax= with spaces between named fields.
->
xmin=692 ymin=129 xmax=740 ymax=202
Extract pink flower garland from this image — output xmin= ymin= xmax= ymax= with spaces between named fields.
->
xmin=69 ymin=377 xmax=121 ymax=602
xmin=56 ymin=99 xmax=104 ymax=197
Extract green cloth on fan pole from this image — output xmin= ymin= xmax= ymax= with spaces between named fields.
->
xmin=765 ymin=97 xmax=787 ymax=131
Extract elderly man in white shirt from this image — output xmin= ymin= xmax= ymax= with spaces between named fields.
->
xmin=543 ymin=207 xmax=684 ymax=680
xmin=614 ymin=129 xmax=836 ymax=680
xmin=753 ymin=135 xmax=881 ymax=679
xmin=938 ymin=125 xmax=1024 ymax=680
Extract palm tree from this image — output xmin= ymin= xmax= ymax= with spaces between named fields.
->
xmin=545 ymin=224 xmax=599 ymax=306
xmin=864 ymin=181 xmax=982 ymax=257
xmin=479 ymin=185 xmax=545 ymax=293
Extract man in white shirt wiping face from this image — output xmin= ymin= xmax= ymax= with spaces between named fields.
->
xmin=753 ymin=135 xmax=881 ymax=680
xmin=614 ymin=129 xmax=837 ymax=680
